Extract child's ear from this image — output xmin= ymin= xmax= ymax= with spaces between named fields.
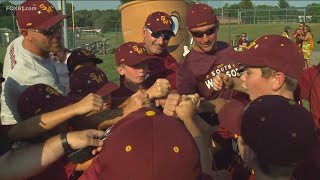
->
xmin=116 ymin=65 xmax=125 ymax=76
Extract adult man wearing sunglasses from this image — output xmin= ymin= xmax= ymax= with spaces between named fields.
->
xmin=175 ymin=3 xmax=251 ymax=179
xmin=140 ymin=12 xmax=179 ymax=91
xmin=1 ymin=0 xmax=67 ymax=132
xmin=176 ymin=3 xmax=242 ymax=98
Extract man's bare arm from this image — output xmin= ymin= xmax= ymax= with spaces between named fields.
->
xmin=0 ymin=129 xmax=104 ymax=180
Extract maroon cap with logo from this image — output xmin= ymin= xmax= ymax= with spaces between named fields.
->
xmin=89 ymin=107 xmax=202 ymax=180
xmin=229 ymin=34 xmax=304 ymax=79
xmin=115 ymin=42 xmax=152 ymax=66
xmin=145 ymin=11 xmax=174 ymax=35
xmin=187 ymin=3 xmax=218 ymax=29
xmin=67 ymin=48 xmax=103 ymax=72
xmin=69 ymin=66 xmax=119 ymax=102
xmin=16 ymin=0 xmax=68 ymax=30
xmin=17 ymin=84 xmax=72 ymax=120
xmin=241 ymin=95 xmax=316 ymax=166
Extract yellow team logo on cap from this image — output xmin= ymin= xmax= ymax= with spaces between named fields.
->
xmin=133 ymin=45 xmax=144 ymax=54
xmin=45 ymin=87 xmax=59 ymax=96
xmin=39 ymin=4 xmax=53 ymax=14
xmin=90 ymin=73 xmax=103 ymax=83
xmin=161 ymin=16 xmax=169 ymax=24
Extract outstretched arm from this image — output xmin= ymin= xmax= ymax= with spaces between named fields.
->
xmin=8 ymin=93 xmax=104 ymax=141
xmin=0 ymin=129 xmax=104 ymax=180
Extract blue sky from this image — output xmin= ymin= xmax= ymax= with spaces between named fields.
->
xmin=8 ymin=1 xmax=320 ymax=10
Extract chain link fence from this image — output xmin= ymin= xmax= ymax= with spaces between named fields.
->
xmin=214 ymin=6 xmax=320 ymax=24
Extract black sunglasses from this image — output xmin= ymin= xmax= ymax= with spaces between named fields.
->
xmin=147 ymin=28 xmax=172 ymax=41
xmin=190 ymin=26 xmax=218 ymax=38
xmin=30 ymin=23 xmax=62 ymax=36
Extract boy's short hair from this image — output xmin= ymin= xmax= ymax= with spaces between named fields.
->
xmin=260 ymin=67 xmax=298 ymax=91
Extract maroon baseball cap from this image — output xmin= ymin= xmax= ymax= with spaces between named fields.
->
xmin=241 ymin=95 xmax=316 ymax=166
xmin=115 ymin=42 xmax=153 ymax=66
xmin=228 ymin=34 xmax=304 ymax=79
xmin=187 ymin=3 xmax=218 ymax=29
xmin=67 ymin=48 xmax=103 ymax=72
xmin=16 ymin=0 xmax=68 ymax=30
xmin=95 ymin=107 xmax=202 ymax=180
xmin=17 ymin=84 xmax=72 ymax=120
xmin=145 ymin=11 xmax=174 ymax=35
xmin=69 ymin=66 xmax=119 ymax=102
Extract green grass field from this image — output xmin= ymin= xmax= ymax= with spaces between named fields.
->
xmin=1 ymin=23 xmax=319 ymax=85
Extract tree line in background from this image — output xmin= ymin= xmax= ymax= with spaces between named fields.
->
xmin=1 ymin=0 xmax=320 ymax=33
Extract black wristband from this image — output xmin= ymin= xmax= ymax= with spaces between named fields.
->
xmin=60 ymin=133 xmax=73 ymax=153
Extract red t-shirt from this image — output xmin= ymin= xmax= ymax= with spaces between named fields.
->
xmin=297 ymin=65 xmax=320 ymax=128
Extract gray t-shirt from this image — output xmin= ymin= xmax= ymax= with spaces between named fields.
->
xmin=1 ymin=36 xmax=63 ymax=125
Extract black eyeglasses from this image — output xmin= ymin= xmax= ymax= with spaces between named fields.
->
xmin=190 ymin=26 xmax=218 ymax=38
xmin=30 ymin=23 xmax=62 ymax=36
xmin=147 ymin=28 xmax=172 ymax=41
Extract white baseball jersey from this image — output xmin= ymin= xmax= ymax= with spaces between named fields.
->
xmin=1 ymin=36 xmax=63 ymax=125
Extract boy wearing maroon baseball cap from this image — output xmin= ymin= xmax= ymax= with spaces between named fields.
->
xmin=1 ymin=0 xmax=68 ymax=129
xmin=212 ymin=34 xmax=304 ymax=101
xmin=141 ymin=11 xmax=179 ymax=90
xmin=113 ymin=42 xmax=170 ymax=105
xmin=69 ymin=66 xmax=119 ymax=108
xmin=211 ymin=34 xmax=309 ymax=179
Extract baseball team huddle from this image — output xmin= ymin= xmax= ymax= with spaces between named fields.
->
xmin=0 ymin=0 xmax=319 ymax=180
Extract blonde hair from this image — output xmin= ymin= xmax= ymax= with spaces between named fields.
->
xmin=260 ymin=67 xmax=298 ymax=91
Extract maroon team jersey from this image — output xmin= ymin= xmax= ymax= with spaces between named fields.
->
xmin=144 ymin=53 xmax=178 ymax=89
xmin=297 ymin=65 xmax=320 ymax=129
xmin=137 ymin=43 xmax=179 ymax=90
xmin=177 ymin=43 xmax=248 ymax=102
